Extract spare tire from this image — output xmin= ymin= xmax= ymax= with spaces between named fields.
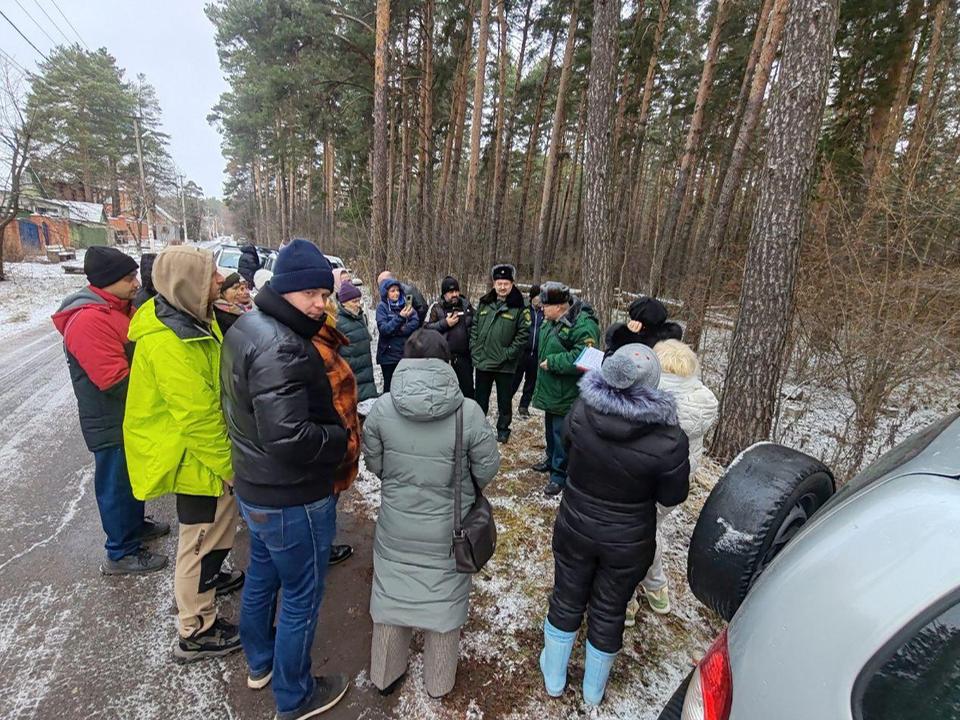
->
xmin=687 ymin=443 xmax=835 ymax=622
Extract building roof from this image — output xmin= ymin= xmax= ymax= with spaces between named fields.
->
xmin=58 ymin=200 xmax=107 ymax=224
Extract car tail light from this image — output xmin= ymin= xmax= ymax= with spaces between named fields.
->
xmin=681 ymin=629 xmax=733 ymax=720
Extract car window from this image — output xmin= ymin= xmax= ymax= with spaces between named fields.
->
xmin=823 ymin=411 xmax=960 ymax=509
xmin=217 ymin=250 xmax=241 ymax=269
xmin=856 ymin=596 xmax=960 ymax=720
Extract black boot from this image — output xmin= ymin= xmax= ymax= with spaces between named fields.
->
xmin=497 ymin=430 xmax=510 ymax=444
xmin=173 ymin=618 xmax=242 ymax=664
xmin=531 ymin=459 xmax=550 ymax=473
xmin=329 ymin=544 xmax=353 ymax=566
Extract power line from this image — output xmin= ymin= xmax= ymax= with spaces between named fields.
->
xmin=11 ymin=0 xmax=58 ymax=47
xmin=47 ymin=0 xmax=88 ymax=50
xmin=0 ymin=46 xmax=29 ymax=75
xmin=0 ymin=9 xmax=48 ymax=60
xmin=31 ymin=0 xmax=71 ymax=45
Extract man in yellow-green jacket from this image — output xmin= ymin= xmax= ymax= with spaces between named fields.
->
xmin=124 ymin=246 xmax=244 ymax=664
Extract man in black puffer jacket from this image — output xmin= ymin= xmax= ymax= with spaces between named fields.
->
xmin=237 ymin=243 xmax=261 ymax=287
xmin=539 ymin=343 xmax=689 ymax=707
xmin=220 ymin=239 xmax=351 ymax=719
xmin=424 ymin=275 xmax=475 ymax=398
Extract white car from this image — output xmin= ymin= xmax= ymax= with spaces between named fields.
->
xmin=659 ymin=412 xmax=960 ymax=720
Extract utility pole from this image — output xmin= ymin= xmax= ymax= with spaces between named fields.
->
xmin=179 ymin=173 xmax=188 ymax=244
xmin=133 ymin=115 xmax=156 ymax=252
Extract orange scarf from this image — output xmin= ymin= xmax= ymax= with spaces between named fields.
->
xmin=312 ymin=314 xmax=361 ymax=494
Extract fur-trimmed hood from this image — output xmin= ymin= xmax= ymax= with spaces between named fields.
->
xmin=479 ymin=284 xmax=525 ymax=309
xmin=578 ymin=369 xmax=678 ymax=426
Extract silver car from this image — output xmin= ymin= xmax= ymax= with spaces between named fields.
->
xmin=661 ymin=411 xmax=960 ymax=720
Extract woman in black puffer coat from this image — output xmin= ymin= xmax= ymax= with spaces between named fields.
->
xmin=539 ymin=343 xmax=689 ymax=706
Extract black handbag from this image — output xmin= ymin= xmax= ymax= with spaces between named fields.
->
xmin=452 ymin=405 xmax=497 ymax=573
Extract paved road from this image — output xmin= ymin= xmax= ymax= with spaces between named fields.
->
xmin=0 ymin=321 xmax=390 ymax=720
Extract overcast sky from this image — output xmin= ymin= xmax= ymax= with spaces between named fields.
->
xmin=1 ymin=0 xmax=229 ymax=198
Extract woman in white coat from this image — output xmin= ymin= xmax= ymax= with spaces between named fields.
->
xmin=627 ymin=339 xmax=718 ymax=622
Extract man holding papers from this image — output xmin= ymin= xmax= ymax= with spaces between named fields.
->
xmin=531 ymin=282 xmax=601 ymax=496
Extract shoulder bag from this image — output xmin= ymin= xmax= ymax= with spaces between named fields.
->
xmin=452 ymin=404 xmax=497 ymax=573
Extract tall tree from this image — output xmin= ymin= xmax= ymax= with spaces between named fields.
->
xmin=581 ymin=0 xmax=621 ymax=325
xmin=533 ymin=0 xmax=580 ymax=283
xmin=649 ymin=0 xmax=731 ymax=295
xmin=372 ymin=0 xmax=391 ymax=272
xmin=464 ymin=0 xmax=493 ymax=221
xmin=712 ymin=0 xmax=839 ymax=462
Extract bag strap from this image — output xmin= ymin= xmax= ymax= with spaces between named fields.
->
xmin=453 ymin=404 xmax=464 ymax=537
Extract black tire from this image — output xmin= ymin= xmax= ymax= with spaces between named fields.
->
xmin=657 ymin=671 xmax=693 ymax=720
xmin=687 ymin=443 xmax=835 ymax=622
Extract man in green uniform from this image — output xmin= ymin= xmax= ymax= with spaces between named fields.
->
xmin=470 ymin=264 xmax=530 ymax=443
xmin=532 ymin=281 xmax=601 ymax=496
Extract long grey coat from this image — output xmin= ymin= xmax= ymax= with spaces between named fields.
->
xmin=362 ymin=358 xmax=500 ymax=633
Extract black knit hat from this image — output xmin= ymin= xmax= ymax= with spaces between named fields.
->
xmin=540 ymin=281 xmax=571 ymax=306
xmin=491 ymin=263 xmax=515 ymax=282
xmin=628 ymin=297 xmax=669 ymax=326
xmin=220 ymin=272 xmax=243 ymax=293
xmin=84 ymin=246 xmax=138 ymax=289
xmin=441 ymin=276 xmax=460 ymax=295
xmin=529 ymin=284 xmax=541 ymax=300
xmin=402 ymin=328 xmax=451 ymax=362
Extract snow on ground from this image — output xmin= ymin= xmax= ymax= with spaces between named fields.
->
xmin=0 ymin=258 xmax=88 ymax=340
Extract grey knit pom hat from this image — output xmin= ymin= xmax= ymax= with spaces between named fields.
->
xmin=612 ymin=343 xmax=661 ymax=388
xmin=600 ymin=354 xmax=639 ymax=389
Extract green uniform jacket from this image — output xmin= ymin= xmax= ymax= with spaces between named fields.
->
xmin=470 ymin=286 xmax=530 ymax=374
xmin=532 ymin=300 xmax=601 ymax=416
xmin=123 ymin=297 xmax=232 ymax=500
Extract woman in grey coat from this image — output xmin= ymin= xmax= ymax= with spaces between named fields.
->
xmin=361 ymin=329 xmax=500 ymax=698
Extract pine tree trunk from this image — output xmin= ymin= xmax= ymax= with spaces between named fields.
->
xmin=533 ymin=0 xmax=580 ymax=283
xmin=580 ymin=0 xmax=621 ymax=326
xmin=649 ymin=0 xmax=730 ymax=296
xmin=712 ymin=0 xmax=839 ymax=463
xmin=905 ymin=0 xmax=948 ymax=176
xmin=685 ymin=0 xmax=791 ymax=348
xmin=326 ymin=139 xmax=335 ymax=245
xmin=372 ymin=0 xmax=391 ymax=272
xmin=446 ymin=20 xmax=473 ymax=270
xmin=419 ymin=0 xmax=436 ymax=266
xmin=516 ymin=23 xmax=560 ymax=269
xmin=490 ymin=0 xmax=535 ymax=262
xmin=861 ymin=0 xmax=924 ymax=183
xmin=464 ymin=0 xmax=492 ymax=222
xmin=485 ymin=0 xmax=510 ymax=267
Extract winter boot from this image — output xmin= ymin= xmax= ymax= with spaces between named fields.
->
xmin=100 ymin=548 xmax=168 ymax=576
xmin=582 ymin=640 xmax=618 ymax=706
xmin=539 ymin=617 xmax=577 ymax=697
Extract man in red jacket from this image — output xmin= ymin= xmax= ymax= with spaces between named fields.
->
xmin=52 ymin=247 xmax=168 ymax=575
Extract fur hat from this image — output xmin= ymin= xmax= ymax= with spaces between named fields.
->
xmin=539 ymin=281 xmax=571 ymax=306
xmin=491 ymin=263 xmax=516 ymax=282
xmin=529 ymin=284 xmax=541 ymax=300
xmin=613 ymin=343 xmax=661 ymax=388
xmin=628 ymin=297 xmax=670 ymax=326
xmin=600 ymin=354 xmax=639 ymax=390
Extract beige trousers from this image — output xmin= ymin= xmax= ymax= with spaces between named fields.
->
xmin=174 ymin=488 xmax=238 ymax=638
xmin=370 ymin=623 xmax=461 ymax=698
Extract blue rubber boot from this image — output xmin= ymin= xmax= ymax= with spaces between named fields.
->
xmin=539 ymin=617 xmax=578 ymax=697
xmin=583 ymin=640 xmax=618 ymax=706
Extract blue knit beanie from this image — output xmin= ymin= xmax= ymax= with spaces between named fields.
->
xmin=270 ymin=239 xmax=334 ymax=294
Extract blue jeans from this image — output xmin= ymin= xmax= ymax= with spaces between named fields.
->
xmin=93 ymin=446 xmax=144 ymax=561
xmin=545 ymin=412 xmax=569 ymax=487
xmin=237 ymin=495 xmax=337 ymax=715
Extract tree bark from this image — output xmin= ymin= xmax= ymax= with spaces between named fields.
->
xmin=371 ymin=0 xmax=391 ymax=272
xmin=490 ymin=0 xmax=535 ymax=261
xmin=516 ymin=22 xmax=560 ymax=269
xmin=464 ymin=0 xmax=492 ymax=221
xmin=685 ymin=0 xmax=792 ymax=348
xmin=533 ymin=0 xmax=580 ymax=283
xmin=905 ymin=0 xmax=948 ymax=176
xmin=418 ymin=0 xmax=436 ymax=265
xmin=712 ymin=0 xmax=839 ymax=463
xmin=325 ymin=138 xmax=335 ymax=245
xmin=649 ymin=0 xmax=730 ymax=296
xmin=485 ymin=0 xmax=510 ymax=266
xmin=580 ymin=0 xmax=620 ymax=326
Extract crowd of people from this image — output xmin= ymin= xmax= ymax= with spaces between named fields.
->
xmin=53 ymin=238 xmax=717 ymax=718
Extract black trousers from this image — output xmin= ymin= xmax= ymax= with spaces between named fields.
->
xmin=451 ymin=354 xmax=475 ymax=399
xmin=381 ymin=363 xmax=398 ymax=393
xmin=512 ymin=349 xmax=538 ymax=409
xmin=474 ymin=370 xmax=515 ymax=434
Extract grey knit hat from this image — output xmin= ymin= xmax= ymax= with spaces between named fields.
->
xmin=600 ymin=354 xmax=639 ymax=389
xmin=612 ymin=343 xmax=661 ymax=388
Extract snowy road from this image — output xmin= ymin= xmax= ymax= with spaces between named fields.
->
xmin=0 ymin=317 xmax=387 ymax=720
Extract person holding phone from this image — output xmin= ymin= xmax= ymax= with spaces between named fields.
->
xmin=376 ymin=278 xmax=420 ymax=392
xmin=425 ymin=276 xmax=475 ymax=398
